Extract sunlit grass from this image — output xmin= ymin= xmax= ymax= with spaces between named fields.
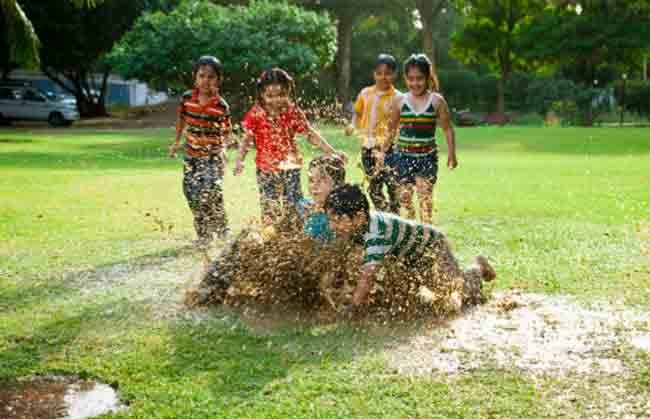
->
xmin=1 ymin=125 xmax=649 ymax=418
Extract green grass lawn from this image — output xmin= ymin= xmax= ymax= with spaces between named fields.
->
xmin=1 ymin=126 xmax=649 ymax=418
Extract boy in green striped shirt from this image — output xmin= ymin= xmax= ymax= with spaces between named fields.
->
xmin=324 ymin=184 xmax=495 ymax=309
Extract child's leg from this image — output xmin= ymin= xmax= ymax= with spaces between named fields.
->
xmin=415 ymin=177 xmax=434 ymax=224
xmin=398 ymin=184 xmax=416 ymax=219
xmin=383 ymin=150 xmax=401 ymax=214
xmin=203 ymin=156 xmax=228 ymax=238
xmin=362 ymin=148 xmax=386 ymax=211
xmin=414 ymin=152 xmax=438 ymax=224
xmin=182 ymin=157 xmax=210 ymax=246
xmin=256 ymin=169 xmax=281 ymax=224
xmin=368 ymin=174 xmax=388 ymax=211
xmin=281 ymin=169 xmax=304 ymax=213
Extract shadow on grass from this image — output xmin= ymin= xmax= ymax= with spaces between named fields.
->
xmin=1 ymin=244 xmax=198 ymax=314
xmin=161 ymin=312 xmax=416 ymax=415
xmin=0 ymin=298 xmax=140 ymax=380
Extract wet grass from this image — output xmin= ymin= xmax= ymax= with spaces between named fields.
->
xmin=1 ymin=125 xmax=649 ymax=417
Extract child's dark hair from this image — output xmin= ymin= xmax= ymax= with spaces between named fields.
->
xmin=257 ymin=67 xmax=296 ymax=102
xmin=376 ymin=53 xmax=398 ymax=72
xmin=324 ymin=184 xmax=369 ymax=220
xmin=309 ymin=155 xmax=346 ymax=187
xmin=193 ymin=55 xmax=223 ymax=80
xmin=404 ymin=53 xmax=440 ymax=92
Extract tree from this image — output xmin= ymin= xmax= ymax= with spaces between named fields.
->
xmin=519 ymin=0 xmax=650 ymax=87
xmin=108 ymin=1 xmax=336 ymax=95
xmin=297 ymin=0 xmax=395 ymax=103
xmin=414 ymin=0 xmax=448 ymax=72
xmin=0 ymin=0 xmax=107 ymax=77
xmin=450 ymin=0 xmax=544 ymax=116
xmin=0 ymin=0 xmax=40 ymax=75
xmin=20 ymin=0 xmax=148 ymax=117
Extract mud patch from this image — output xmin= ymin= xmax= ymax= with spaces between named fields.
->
xmin=387 ymin=290 xmax=650 ymax=378
xmin=0 ymin=376 xmax=125 ymax=419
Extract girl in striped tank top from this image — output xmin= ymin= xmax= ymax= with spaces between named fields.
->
xmin=385 ymin=54 xmax=457 ymax=223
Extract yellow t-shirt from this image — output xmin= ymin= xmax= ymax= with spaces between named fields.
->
xmin=352 ymin=85 xmax=401 ymax=148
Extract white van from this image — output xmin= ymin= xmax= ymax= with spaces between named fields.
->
xmin=0 ymin=84 xmax=80 ymax=126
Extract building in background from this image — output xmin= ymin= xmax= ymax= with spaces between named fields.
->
xmin=7 ymin=69 xmax=168 ymax=107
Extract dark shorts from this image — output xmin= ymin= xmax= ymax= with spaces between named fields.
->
xmin=386 ymin=150 xmax=438 ymax=185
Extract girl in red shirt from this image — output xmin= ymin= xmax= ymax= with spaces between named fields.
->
xmin=234 ymin=68 xmax=346 ymax=224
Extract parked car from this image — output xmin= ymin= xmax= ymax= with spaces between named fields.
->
xmin=0 ymin=84 xmax=80 ymax=126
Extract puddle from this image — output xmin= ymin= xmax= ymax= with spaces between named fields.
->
xmin=0 ymin=376 xmax=125 ymax=419
xmin=387 ymin=291 xmax=650 ymax=378
xmin=630 ymin=334 xmax=650 ymax=352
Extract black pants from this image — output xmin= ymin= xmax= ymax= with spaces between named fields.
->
xmin=183 ymin=155 xmax=227 ymax=245
xmin=361 ymin=147 xmax=400 ymax=213
xmin=256 ymin=168 xmax=303 ymax=222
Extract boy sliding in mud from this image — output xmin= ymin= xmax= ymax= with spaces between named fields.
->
xmin=324 ymin=184 xmax=495 ymax=313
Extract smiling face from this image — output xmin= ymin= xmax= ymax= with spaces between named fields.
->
xmin=261 ymin=83 xmax=290 ymax=116
xmin=194 ymin=65 xmax=219 ymax=96
xmin=405 ymin=65 xmax=428 ymax=96
xmin=308 ymin=166 xmax=335 ymax=208
xmin=374 ymin=64 xmax=396 ymax=91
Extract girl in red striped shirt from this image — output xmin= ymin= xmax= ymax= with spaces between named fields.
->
xmin=169 ymin=56 xmax=232 ymax=250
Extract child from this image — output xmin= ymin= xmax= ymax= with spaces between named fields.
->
xmin=296 ymin=155 xmax=347 ymax=242
xmin=169 ymin=56 xmax=232 ymax=248
xmin=324 ymin=184 xmax=495 ymax=310
xmin=346 ymin=54 xmax=401 ymax=214
xmin=386 ymin=53 xmax=457 ymax=223
xmin=192 ymin=155 xmax=346 ymax=304
xmin=234 ymin=68 xmax=346 ymax=224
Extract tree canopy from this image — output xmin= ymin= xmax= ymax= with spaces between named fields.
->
xmin=108 ymin=0 xmax=336 ymax=94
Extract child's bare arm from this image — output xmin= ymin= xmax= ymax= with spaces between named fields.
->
xmin=169 ymin=116 xmax=185 ymax=157
xmin=384 ymin=95 xmax=402 ymax=153
xmin=345 ymin=92 xmax=364 ymax=136
xmin=437 ymin=96 xmax=457 ymax=170
xmin=352 ymin=264 xmax=380 ymax=305
xmin=306 ymin=125 xmax=348 ymax=163
xmin=233 ymin=132 xmax=254 ymax=175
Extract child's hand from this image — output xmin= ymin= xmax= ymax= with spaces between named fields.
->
xmin=233 ymin=160 xmax=244 ymax=176
xmin=351 ymin=279 xmax=371 ymax=306
xmin=332 ymin=151 xmax=348 ymax=164
xmin=344 ymin=125 xmax=354 ymax=136
xmin=168 ymin=142 xmax=182 ymax=158
xmin=447 ymin=153 xmax=458 ymax=170
xmin=372 ymin=148 xmax=385 ymax=167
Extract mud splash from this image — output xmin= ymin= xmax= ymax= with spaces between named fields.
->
xmin=0 ymin=376 xmax=125 ymax=419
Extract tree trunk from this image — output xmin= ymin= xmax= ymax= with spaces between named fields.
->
xmin=421 ymin=3 xmax=435 ymax=65
xmin=43 ymin=67 xmax=108 ymax=118
xmin=336 ymin=12 xmax=354 ymax=104
xmin=416 ymin=0 xmax=446 ymax=90
xmin=496 ymin=76 xmax=506 ymax=116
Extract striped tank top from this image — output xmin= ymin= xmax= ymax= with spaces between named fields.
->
xmin=397 ymin=92 xmax=437 ymax=156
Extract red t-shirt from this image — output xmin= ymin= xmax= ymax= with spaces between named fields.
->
xmin=242 ymin=103 xmax=309 ymax=173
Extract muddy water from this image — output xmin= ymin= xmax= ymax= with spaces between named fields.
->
xmin=0 ymin=376 xmax=124 ymax=419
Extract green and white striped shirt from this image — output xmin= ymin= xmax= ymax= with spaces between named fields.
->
xmin=363 ymin=212 xmax=444 ymax=266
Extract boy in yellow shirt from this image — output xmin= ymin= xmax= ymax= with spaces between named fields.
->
xmin=345 ymin=54 xmax=401 ymax=213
